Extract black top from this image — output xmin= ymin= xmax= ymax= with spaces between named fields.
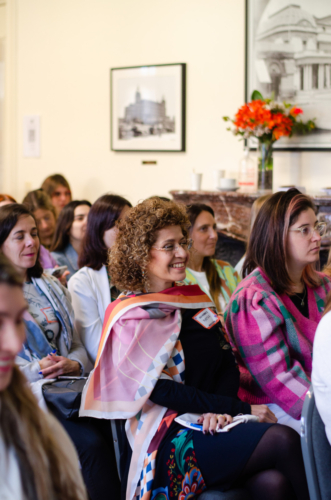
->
xmin=288 ymin=286 xmax=309 ymax=318
xmin=150 ymin=308 xmax=251 ymax=416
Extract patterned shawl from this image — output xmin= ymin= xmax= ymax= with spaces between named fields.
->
xmin=184 ymin=259 xmax=240 ymax=307
xmin=80 ymin=285 xmax=213 ymax=500
xmin=19 ymin=273 xmax=75 ymax=361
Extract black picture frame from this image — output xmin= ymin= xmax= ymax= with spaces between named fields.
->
xmin=111 ymin=63 xmax=186 ymax=152
xmin=245 ymin=0 xmax=331 ymax=151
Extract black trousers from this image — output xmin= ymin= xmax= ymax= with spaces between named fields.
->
xmin=56 ymin=415 xmax=121 ymax=500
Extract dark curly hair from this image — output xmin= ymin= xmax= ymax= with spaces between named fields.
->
xmin=108 ymin=197 xmax=190 ymax=291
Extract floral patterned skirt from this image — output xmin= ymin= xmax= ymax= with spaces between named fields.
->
xmin=151 ymin=427 xmax=206 ymax=500
xmin=151 ymin=421 xmax=272 ymax=499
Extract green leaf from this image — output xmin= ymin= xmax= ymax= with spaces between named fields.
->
xmin=223 ymin=116 xmax=229 ymax=121
xmin=171 ymin=431 xmax=194 ymax=477
xmin=251 ymin=90 xmax=263 ymax=101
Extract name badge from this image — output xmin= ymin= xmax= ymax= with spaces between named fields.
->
xmin=193 ymin=308 xmax=220 ymax=329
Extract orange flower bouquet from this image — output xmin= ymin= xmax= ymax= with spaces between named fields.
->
xmin=223 ymin=91 xmax=315 ymax=190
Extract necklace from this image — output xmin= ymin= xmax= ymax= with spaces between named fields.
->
xmin=292 ymin=286 xmax=307 ymax=307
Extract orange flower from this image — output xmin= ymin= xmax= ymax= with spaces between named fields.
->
xmin=290 ymin=107 xmax=303 ymax=116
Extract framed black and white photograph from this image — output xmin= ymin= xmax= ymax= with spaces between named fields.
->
xmin=111 ymin=63 xmax=186 ymax=152
xmin=246 ymin=0 xmax=331 ymax=150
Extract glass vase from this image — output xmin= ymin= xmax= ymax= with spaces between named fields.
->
xmin=258 ymin=141 xmax=273 ymax=192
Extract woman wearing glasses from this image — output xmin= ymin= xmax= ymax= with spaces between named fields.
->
xmin=225 ymin=188 xmax=330 ymax=433
xmin=80 ymin=197 xmax=309 ymax=500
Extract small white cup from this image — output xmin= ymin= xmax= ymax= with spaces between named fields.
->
xmin=219 ymin=178 xmax=236 ymax=189
xmin=213 ymin=169 xmax=225 ymax=188
xmin=191 ymin=173 xmax=202 ymax=191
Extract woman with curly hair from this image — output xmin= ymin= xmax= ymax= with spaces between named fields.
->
xmin=80 ymin=198 xmax=309 ymax=500
xmin=0 ymin=253 xmax=87 ymax=500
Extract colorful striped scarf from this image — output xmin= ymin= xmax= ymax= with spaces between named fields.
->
xmin=184 ymin=259 xmax=240 ymax=307
xmin=80 ymin=285 xmax=213 ymax=500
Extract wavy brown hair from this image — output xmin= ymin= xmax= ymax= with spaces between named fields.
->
xmin=0 ymin=254 xmax=87 ymax=500
xmin=22 ymin=189 xmax=57 ymax=219
xmin=108 ymin=197 xmax=190 ymax=291
xmin=41 ymin=174 xmax=72 ymax=198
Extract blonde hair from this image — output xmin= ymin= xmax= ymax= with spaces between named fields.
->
xmin=1 ymin=367 xmax=87 ymax=500
xmin=0 ymin=254 xmax=86 ymax=500
xmin=22 ymin=189 xmax=56 ymax=219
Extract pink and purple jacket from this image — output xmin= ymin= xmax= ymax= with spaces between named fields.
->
xmin=224 ymin=268 xmax=331 ymax=419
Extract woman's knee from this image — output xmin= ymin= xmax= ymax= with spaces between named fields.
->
xmin=245 ymin=469 xmax=294 ymax=500
xmin=265 ymin=423 xmax=301 ymax=462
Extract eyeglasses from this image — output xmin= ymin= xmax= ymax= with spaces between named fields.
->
xmin=289 ymin=222 xmax=327 ymax=239
xmin=152 ymin=238 xmax=193 ymax=253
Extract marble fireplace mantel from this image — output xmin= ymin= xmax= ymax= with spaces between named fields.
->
xmin=170 ymin=190 xmax=331 ymax=250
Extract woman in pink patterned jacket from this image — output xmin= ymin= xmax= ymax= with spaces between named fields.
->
xmin=225 ymin=188 xmax=331 ymax=433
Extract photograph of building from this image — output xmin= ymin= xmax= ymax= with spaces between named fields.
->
xmin=118 ymin=88 xmax=175 ymax=140
xmin=248 ymin=0 xmax=331 ymax=147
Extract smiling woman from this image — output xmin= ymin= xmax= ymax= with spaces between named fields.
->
xmin=81 ymin=197 xmax=310 ymax=500
xmin=184 ymin=204 xmax=240 ymax=314
xmin=225 ymin=188 xmax=331 ymax=434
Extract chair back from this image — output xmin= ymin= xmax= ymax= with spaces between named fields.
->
xmin=301 ymin=385 xmax=331 ymax=500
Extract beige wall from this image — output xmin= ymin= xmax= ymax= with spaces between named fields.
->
xmin=4 ymin=0 xmax=331 ymax=205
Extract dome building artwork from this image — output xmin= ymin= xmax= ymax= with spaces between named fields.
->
xmin=249 ymin=0 xmax=331 ymax=136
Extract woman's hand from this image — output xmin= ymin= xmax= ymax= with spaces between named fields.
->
xmin=39 ymin=356 xmax=58 ymax=371
xmin=57 ymin=270 xmax=70 ymax=287
xmin=197 ymin=413 xmax=233 ymax=434
xmin=39 ymin=355 xmax=81 ymax=378
xmin=251 ymin=405 xmax=278 ymax=423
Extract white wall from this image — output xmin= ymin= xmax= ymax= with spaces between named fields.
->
xmin=5 ymin=0 xmax=331 ymax=205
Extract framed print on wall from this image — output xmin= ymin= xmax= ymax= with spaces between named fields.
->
xmin=111 ymin=63 xmax=186 ymax=152
xmin=246 ymin=0 xmax=331 ymax=151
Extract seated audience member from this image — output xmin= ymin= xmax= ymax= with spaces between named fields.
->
xmin=41 ymin=174 xmax=72 ymax=215
xmin=51 ymin=200 xmax=91 ymax=279
xmin=69 ymin=194 xmax=131 ymax=366
xmin=225 ymin=188 xmax=331 ymax=434
xmin=312 ymin=293 xmax=331 ymax=445
xmin=23 ymin=189 xmax=57 ymax=250
xmin=81 ymin=197 xmax=309 ymax=500
xmin=0 ymin=254 xmax=87 ymax=500
xmin=235 ymin=194 xmax=271 ymax=278
xmin=184 ymin=203 xmax=240 ymax=314
xmin=0 ymin=203 xmax=120 ymax=500
xmin=2 ymin=192 xmax=58 ymax=272
xmin=0 ymin=193 xmax=16 ymax=207
xmin=0 ymin=204 xmax=88 ymax=382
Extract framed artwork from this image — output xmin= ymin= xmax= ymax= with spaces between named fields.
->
xmin=246 ymin=0 xmax=331 ymax=150
xmin=111 ymin=63 xmax=186 ymax=152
